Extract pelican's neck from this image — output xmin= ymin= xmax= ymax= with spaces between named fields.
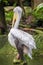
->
xmin=14 ymin=13 xmax=21 ymax=29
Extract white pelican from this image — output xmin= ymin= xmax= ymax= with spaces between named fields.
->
xmin=8 ymin=6 xmax=36 ymax=60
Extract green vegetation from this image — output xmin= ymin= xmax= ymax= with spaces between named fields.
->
xmin=0 ymin=33 xmax=43 ymax=65
xmin=5 ymin=11 xmax=13 ymax=23
xmin=0 ymin=1 xmax=43 ymax=65
xmin=33 ymin=3 xmax=43 ymax=20
xmin=5 ymin=3 xmax=43 ymax=26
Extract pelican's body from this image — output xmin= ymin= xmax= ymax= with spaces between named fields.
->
xmin=8 ymin=28 xmax=36 ymax=49
xmin=8 ymin=6 xmax=36 ymax=59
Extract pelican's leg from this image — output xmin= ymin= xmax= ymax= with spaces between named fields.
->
xmin=15 ymin=39 xmax=24 ymax=60
xmin=16 ymin=44 xmax=24 ymax=60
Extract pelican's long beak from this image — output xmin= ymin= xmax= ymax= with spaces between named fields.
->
xmin=12 ymin=12 xmax=18 ymax=27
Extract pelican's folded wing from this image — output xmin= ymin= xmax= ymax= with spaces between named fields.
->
xmin=10 ymin=28 xmax=36 ymax=49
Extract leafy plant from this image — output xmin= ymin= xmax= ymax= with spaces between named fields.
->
xmin=33 ymin=3 xmax=43 ymax=20
xmin=5 ymin=11 xmax=13 ymax=23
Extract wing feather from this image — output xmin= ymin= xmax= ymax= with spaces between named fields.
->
xmin=10 ymin=28 xmax=36 ymax=49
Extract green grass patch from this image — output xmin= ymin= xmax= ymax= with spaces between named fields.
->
xmin=0 ymin=33 xmax=43 ymax=65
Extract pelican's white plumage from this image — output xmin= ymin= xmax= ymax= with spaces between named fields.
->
xmin=8 ymin=6 xmax=36 ymax=59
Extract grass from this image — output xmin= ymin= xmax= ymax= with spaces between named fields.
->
xmin=0 ymin=33 xmax=43 ymax=65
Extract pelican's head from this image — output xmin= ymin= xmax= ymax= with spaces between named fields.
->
xmin=14 ymin=6 xmax=23 ymax=15
xmin=12 ymin=6 xmax=23 ymax=27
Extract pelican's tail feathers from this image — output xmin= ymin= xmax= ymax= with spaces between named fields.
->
xmin=23 ymin=46 xmax=33 ymax=59
xmin=28 ymin=49 xmax=33 ymax=59
xmin=33 ymin=43 xmax=37 ymax=49
xmin=28 ymin=53 xmax=32 ymax=59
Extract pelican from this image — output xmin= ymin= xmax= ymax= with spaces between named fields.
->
xmin=8 ymin=6 xmax=36 ymax=60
